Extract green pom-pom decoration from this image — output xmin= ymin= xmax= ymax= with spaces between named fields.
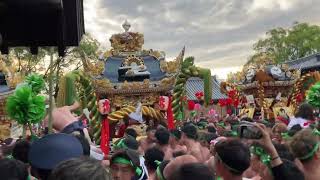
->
xmin=250 ymin=146 xmax=271 ymax=166
xmin=25 ymin=73 xmax=45 ymax=95
xmin=306 ymin=82 xmax=320 ymax=108
xmin=5 ymin=85 xmax=46 ymax=125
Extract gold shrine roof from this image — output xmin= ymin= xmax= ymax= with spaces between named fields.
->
xmin=85 ymin=21 xmax=184 ymax=95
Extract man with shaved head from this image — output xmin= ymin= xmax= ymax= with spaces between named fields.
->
xmin=163 ymin=155 xmax=198 ymax=179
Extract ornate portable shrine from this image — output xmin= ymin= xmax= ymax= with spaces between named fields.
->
xmin=57 ymin=21 xmax=185 ymax=143
xmin=57 ymin=21 xmax=214 ymax=145
xmin=0 ymin=59 xmax=23 ymax=140
xmin=94 ymin=22 xmax=181 ymax=107
xmin=90 ymin=20 xmax=183 ymax=114
xmin=0 ymin=89 xmax=13 ymax=140
xmin=239 ymin=64 xmax=299 ymax=111
xmin=224 ymin=59 xmax=320 ymax=119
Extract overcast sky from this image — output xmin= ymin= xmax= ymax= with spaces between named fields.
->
xmin=83 ymin=0 xmax=320 ymax=79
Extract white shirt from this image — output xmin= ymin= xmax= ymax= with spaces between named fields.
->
xmin=288 ymin=117 xmax=308 ymax=129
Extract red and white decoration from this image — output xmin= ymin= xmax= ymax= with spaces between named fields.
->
xmin=159 ymin=96 xmax=169 ymax=111
xmin=98 ymin=99 xmax=110 ymax=115
xmin=195 ymin=91 xmax=204 ymax=101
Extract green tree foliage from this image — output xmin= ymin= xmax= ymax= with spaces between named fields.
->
xmin=9 ymin=47 xmax=47 ymax=73
xmin=252 ymin=22 xmax=320 ymax=64
xmin=3 ymin=34 xmax=100 ymax=98
xmin=67 ymin=34 xmax=100 ymax=70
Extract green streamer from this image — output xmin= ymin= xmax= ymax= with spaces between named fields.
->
xmin=281 ymin=132 xmax=291 ymax=140
xmin=199 ymin=68 xmax=212 ymax=106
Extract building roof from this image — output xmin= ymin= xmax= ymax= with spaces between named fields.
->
xmin=186 ymin=77 xmax=227 ymax=100
xmin=102 ymin=55 xmax=166 ymax=83
xmin=285 ymin=53 xmax=320 ymax=70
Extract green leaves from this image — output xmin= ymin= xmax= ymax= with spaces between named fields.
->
xmin=25 ymin=73 xmax=45 ymax=94
xmin=307 ymin=82 xmax=320 ymax=108
xmin=182 ymin=56 xmax=195 ymax=69
xmin=5 ymin=85 xmax=46 ymax=125
xmin=72 ymin=33 xmax=100 ymax=59
xmin=251 ymin=22 xmax=320 ymax=64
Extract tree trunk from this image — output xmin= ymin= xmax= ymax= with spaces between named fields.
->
xmin=22 ymin=125 xmax=26 ymax=138
xmin=28 ymin=123 xmax=34 ymax=137
xmin=53 ymin=57 xmax=62 ymax=99
xmin=48 ymin=49 xmax=54 ymax=134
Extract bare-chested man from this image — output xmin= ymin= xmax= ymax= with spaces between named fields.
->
xmin=154 ymin=128 xmax=173 ymax=160
xmin=180 ymin=124 xmax=211 ymax=162
xmin=139 ymin=127 xmax=156 ymax=152
xmin=44 ymin=101 xmax=80 ymax=132
xmin=163 ymin=155 xmax=198 ymax=179
xmin=44 ymin=101 xmax=103 ymax=158
xmin=169 ymin=129 xmax=187 ymax=156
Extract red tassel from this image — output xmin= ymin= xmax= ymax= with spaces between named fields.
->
xmin=226 ymin=98 xmax=232 ymax=105
xmin=228 ymin=89 xmax=236 ymax=98
xmin=167 ymin=96 xmax=175 ymax=130
xmin=219 ymin=99 xmax=226 ymax=107
xmin=227 ymin=109 xmax=232 ymax=115
xmin=188 ymin=100 xmax=195 ymax=110
xmin=100 ymin=118 xmax=110 ymax=156
xmin=296 ymin=93 xmax=303 ymax=103
xmin=233 ymin=99 xmax=239 ymax=107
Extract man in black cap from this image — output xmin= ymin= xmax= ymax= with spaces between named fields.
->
xmin=110 ymin=149 xmax=147 ymax=180
xmin=180 ymin=124 xmax=210 ymax=162
xmin=28 ymin=133 xmax=84 ymax=180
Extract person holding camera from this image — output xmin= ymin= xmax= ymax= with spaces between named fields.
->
xmin=289 ymin=128 xmax=320 ymax=180
xmin=251 ymin=123 xmax=305 ymax=180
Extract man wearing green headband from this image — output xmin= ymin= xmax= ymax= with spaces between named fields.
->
xmin=111 ymin=156 xmax=136 ymax=180
xmin=247 ymin=123 xmax=305 ymax=180
xmin=110 ymin=149 xmax=146 ymax=180
xmin=290 ymin=128 xmax=320 ymax=180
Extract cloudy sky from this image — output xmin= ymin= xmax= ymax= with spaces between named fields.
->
xmin=83 ymin=0 xmax=320 ymax=79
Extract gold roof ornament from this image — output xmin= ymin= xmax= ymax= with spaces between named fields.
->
xmin=109 ymin=20 xmax=144 ymax=53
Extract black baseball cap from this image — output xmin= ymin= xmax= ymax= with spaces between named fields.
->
xmin=29 ymin=133 xmax=83 ymax=170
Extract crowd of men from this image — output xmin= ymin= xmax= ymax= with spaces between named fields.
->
xmin=0 ymin=102 xmax=319 ymax=180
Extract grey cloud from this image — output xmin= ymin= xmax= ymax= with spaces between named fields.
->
xmin=84 ymin=0 xmax=320 ymax=69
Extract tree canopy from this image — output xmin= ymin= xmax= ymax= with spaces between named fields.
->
xmin=0 ymin=33 xmax=100 ymax=97
xmin=248 ymin=22 xmax=320 ymax=65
